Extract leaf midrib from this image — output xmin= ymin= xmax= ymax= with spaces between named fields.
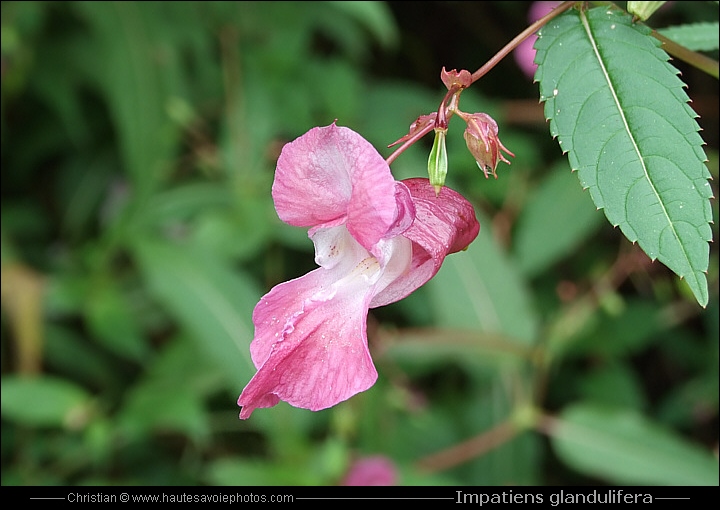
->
xmin=579 ymin=9 xmax=692 ymax=274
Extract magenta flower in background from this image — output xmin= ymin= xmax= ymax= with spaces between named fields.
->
xmin=237 ymin=123 xmax=480 ymax=419
xmin=514 ymin=0 xmax=675 ymax=78
xmin=342 ymin=456 xmax=398 ymax=486
xmin=514 ymin=1 xmax=562 ymax=79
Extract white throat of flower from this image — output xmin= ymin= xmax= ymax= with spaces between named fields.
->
xmin=310 ymin=225 xmax=412 ymax=303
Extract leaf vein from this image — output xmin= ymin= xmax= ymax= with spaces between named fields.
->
xmin=579 ymin=8 xmax=693 ymax=275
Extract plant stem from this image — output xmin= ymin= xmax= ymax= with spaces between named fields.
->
xmin=414 ymin=418 xmax=520 ymax=474
xmin=471 ymin=1 xmax=577 ymax=83
xmin=385 ymin=123 xmax=435 ymax=166
xmin=652 ymin=31 xmax=719 ymax=79
xmin=386 ymin=1 xmax=577 ymax=166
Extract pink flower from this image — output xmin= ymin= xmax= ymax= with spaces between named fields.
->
xmin=237 ymin=123 xmax=479 ymax=419
xmin=514 ymin=1 xmax=563 ymax=79
xmin=342 ymin=456 xmax=398 ymax=486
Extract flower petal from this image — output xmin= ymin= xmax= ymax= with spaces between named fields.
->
xmin=238 ymin=226 xmax=382 ymax=419
xmin=272 ymin=124 xmax=352 ymax=228
xmin=382 ymin=181 xmax=416 ymax=240
xmin=272 ymin=123 xmax=402 ymax=251
xmin=238 ymin=275 xmax=378 ymax=418
xmin=370 ymin=178 xmax=480 ymax=307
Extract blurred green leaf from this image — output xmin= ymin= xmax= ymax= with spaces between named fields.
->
xmin=310 ymin=60 xmax=363 ymax=123
xmin=191 ymin=196 xmax=274 ymax=263
xmin=135 ymin=183 xmax=235 ymax=228
xmin=326 ymin=1 xmax=399 ymax=51
xmin=577 ymin=362 xmax=648 ymax=410
xmin=84 ymin=279 xmax=150 ymax=362
xmin=550 ymin=403 xmax=719 ymax=485
xmin=44 ymin=324 xmax=119 ymax=389
xmin=381 ymin=329 xmax=532 ymax=377
xmin=398 ymin=464 xmax=459 ymax=486
xmin=55 ymin=155 xmax=115 ymax=241
xmin=360 ymin=80 xmax=438 ymax=165
xmin=566 ymin=299 xmax=666 ymax=359
xmin=513 ymin=160 xmax=605 ymax=277
xmin=117 ymin=334 xmax=222 ymax=444
xmin=119 ymin=385 xmax=209 ymax=444
xmin=658 ymin=22 xmax=720 ymax=51
xmin=1 ymin=375 xmax=93 ymax=429
xmin=44 ymin=273 xmax=88 ymax=316
xmin=426 ymin=211 xmax=539 ymax=345
xmin=657 ymin=375 xmax=719 ymax=429
xmin=367 ymin=376 xmax=540 ymax=485
xmin=73 ymin=1 xmax=186 ymax=196
xmin=133 ymin=238 xmax=260 ymax=388
xmin=206 ymin=457 xmax=324 ymax=486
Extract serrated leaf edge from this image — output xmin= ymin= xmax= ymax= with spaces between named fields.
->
xmin=577 ymin=9 xmax=705 ymax=301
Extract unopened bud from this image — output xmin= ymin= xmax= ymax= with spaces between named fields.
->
xmin=627 ymin=1 xmax=666 ymax=21
xmin=428 ymin=128 xmax=448 ymax=196
xmin=463 ymin=113 xmax=514 ymax=178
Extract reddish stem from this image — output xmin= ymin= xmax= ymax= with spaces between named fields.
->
xmin=471 ymin=1 xmax=576 ymax=83
xmin=385 ymin=1 xmax=578 ymax=165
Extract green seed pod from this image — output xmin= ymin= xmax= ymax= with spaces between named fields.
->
xmin=427 ymin=128 xmax=448 ymax=196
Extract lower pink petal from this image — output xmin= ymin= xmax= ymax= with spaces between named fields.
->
xmin=238 ymin=255 xmax=380 ymax=419
xmin=238 ymin=287 xmax=377 ymax=418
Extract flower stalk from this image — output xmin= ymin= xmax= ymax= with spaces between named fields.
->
xmin=385 ymin=1 xmax=577 ymax=173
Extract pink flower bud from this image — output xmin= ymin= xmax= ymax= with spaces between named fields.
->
xmin=463 ymin=113 xmax=514 ymax=178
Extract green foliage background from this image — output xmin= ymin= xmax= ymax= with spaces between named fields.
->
xmin=1 ymin=1 xmax=718 ymax=486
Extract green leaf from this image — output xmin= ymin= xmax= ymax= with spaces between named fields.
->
xmin=117 ymin=334 xmax=220 ymax=443
xmin=1 ymin=375 xmax=92 ymax=428
xmin=382 ymin=329 xmax=533 ymax=377
xmin=84 ymin=279 xmax=150 ymax=362
xmin=135 ymin=183 xmax=236 ymax=228
xmin=534 ymin=6 xmax=713 ymax=306
xmin=658 ymin=22 xmax=720 ymax=52
xmin=326 ymin=1 xmax=399 ymax=51
xmin=513 ymin=160 xmax=605 ymax=277
xmin=426 ymin=211 xmax=538 ymax=345
xmin=73 ymin=2 xmax=185 ymax=196
xmin=577 ymin=362 xmax=648 ymax=410
xmin=133 ymin=238 xmax=260 ymax=389
xmin=206 ymin=457 xmax=324 ymax=486
xmin=550 ymin=403 xmax=719 ymax=485
xmin=44 ymin=324 xmax=118 ymax=389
